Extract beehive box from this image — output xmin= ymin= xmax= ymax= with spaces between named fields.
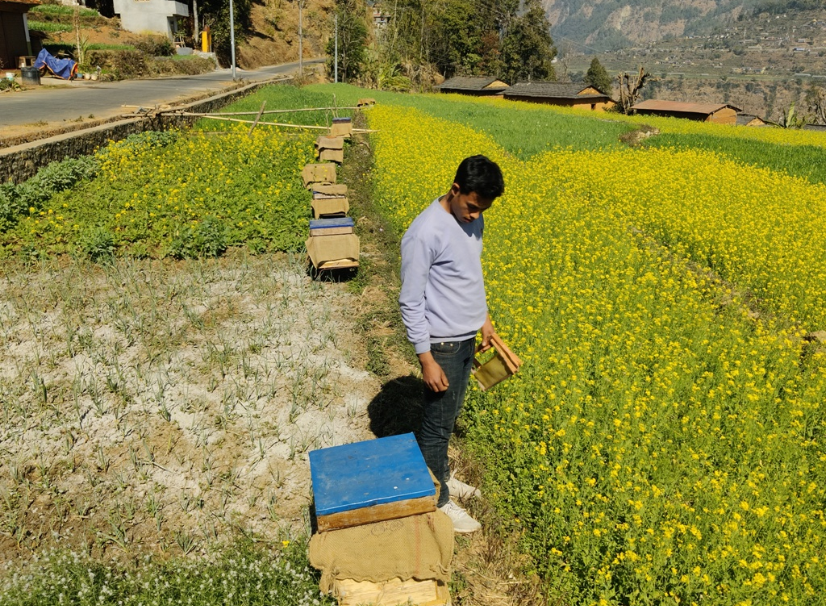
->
xmin=316 ymin=136 xmax=345 ymax=163
xmin=309 ymin=433 xmax=436 ymax=531
xmin=306 ymin=233 xmax=360 ymax=271
xmin=333 ymin=578 xmax=449 ymax=606
xmin=313 ymin=183 xmax=348 ymax=197
xmin=311 ymin=196 xmax=349 ymax=219
xmin=302 ymin=163 xmax=337 ymax=189
xmin=330 ymin=117 xmax=352 ymax=138
xmin=310 ymin=217 xmax=354 ymax=237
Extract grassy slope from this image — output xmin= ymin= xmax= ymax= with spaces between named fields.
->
xmin=306 ymin=84 xmax=636 ymax=157
xmin=644 ymin=133 xmax=826 ymax=185
xmin=306 ymin=84 xmax=826 ymax=186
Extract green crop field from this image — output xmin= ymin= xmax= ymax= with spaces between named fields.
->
xmin=2 ymin=82 xmax=825 ymax=605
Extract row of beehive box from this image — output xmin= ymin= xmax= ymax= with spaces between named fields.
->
xmin=303 ymin=118 xmax=360 ymax=271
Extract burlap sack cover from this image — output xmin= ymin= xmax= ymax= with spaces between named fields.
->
xmin=309 ymin=510 xmax=454 ymax=592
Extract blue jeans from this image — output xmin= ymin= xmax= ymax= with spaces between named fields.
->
xmin=417 ymin=337 xmax=476 ymax=507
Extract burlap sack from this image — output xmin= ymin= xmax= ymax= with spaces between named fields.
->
xmin=308 ymin=510 xmax=454 ymax=592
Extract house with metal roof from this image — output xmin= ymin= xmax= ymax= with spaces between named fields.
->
xmin=113 ymin=0 xmax=189 ymax=39
xmin=438 ymin=76 xmax=509 ymax=96
xmin=632 ymin=100 xmax=742 ymax=125
xmin=502 ymin=82 xmax=616 ymax=111
xmin=0 ymin=0 xmax=40 ymax=70
xmin=736 ymin=113 xmax=767 ymax=127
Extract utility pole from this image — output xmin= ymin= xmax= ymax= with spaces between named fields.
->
xmin=193 ymin=0 xmax=199 ymax=49
xmin=229 ymin=0 xmax=236 ymax=80
xmin=299 ymin=0 xmax=304 ymax=76
xmin=334 ymin=13 xmax=338 ymax=83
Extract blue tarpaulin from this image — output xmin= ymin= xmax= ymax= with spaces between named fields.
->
xmin=34 ymin=49 xmax=78 ymax=80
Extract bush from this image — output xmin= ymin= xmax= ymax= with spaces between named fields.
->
xmin=169 ymin=217 xmax=228 ymax=259
xmin=147 ymin=56 xmax=216 ymax=76
xmin=86 ymin=49 xmax=147 ymax=78
xmin=134 ymin=37 xmax=175 ymax=57
xmin=0 ymin=156 xmax=98 ymax=232
xmin=79 ymin=226 xmax=117 ymax=261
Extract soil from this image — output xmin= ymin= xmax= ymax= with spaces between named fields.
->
xmin=237 ymin=0 xmax=335 ymax=70
xmin=0 ymin=252 xmax=377 ymax=561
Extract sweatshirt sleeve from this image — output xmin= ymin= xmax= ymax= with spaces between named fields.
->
xmin=399 ymin=230 xmax=436 ymax=355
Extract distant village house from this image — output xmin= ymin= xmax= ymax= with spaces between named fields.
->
xmin=113 ymin=0 xmax=189 ymax=39
xmin=438 ymin=76 xmax=509 ymax=97
xmin=0 ymin=0 xmax=40 ymax=70
xmin=502 ymin=82 xmax=616 ymax=111
xmin=632 ymin=100 xmax=742 ymax=125
xmin=736 ymin=113 xmax=767 ymax=127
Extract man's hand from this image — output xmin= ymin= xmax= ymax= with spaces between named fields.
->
xmin=418 ymin=352 xmax=449 ymax=392
xmin=479 ymin=315 xmax=497 ymax=353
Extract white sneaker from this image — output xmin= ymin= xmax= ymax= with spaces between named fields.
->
xmin=439 ymin=500 xmax=482 ymax=534
xmin=447 ymin=474 xmax=481 ymax=500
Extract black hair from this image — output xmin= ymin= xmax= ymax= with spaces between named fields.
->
xmin=453 ymin=155 xmax=505 ymax=199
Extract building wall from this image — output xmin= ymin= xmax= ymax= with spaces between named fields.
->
xmin=708 ymin=107 xmax=738 ymax=125
xmin=0 ymin=11 xmax=28 ymax=70
xmin=440 ymin=88 xmax=505 ymax=96
xmin=636 ymin=110 xmax=707 ymax=122
xmin=113 ymin=0 xmax=189 ymax=37
xmin=505 ymin=95 xmax=614 ymax=111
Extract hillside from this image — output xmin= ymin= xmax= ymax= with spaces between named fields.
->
xmin=545 ymin=0 xmax=826 ymax=50
xmin=236 ymin=0 xmax=334 ymax=69
xmin=561 ymin=4 xmax=826 ymax=121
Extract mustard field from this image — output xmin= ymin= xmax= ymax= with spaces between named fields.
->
xmin=367 ymin=103 xmax=826 ymax=605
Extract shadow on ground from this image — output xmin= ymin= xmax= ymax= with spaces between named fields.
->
xmin=367 ymin=375 xmax=424 ymax=437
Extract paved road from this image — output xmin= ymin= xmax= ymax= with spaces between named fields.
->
xmin=0 ymin=59 xmax=325 ymax=128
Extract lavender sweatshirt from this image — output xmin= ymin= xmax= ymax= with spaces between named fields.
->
xmin=399 ymin=198 xmax=487 ymax=355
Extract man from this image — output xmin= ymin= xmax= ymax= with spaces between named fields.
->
xmin=399 ymin=155 xmax=505 ymax=533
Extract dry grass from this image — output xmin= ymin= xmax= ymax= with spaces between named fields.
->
xmin=0 ymin=250 xmax=376 ymax=561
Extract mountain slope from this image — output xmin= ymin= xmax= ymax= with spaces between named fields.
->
xmin=545 ymin=0 xmax=759 ymax=50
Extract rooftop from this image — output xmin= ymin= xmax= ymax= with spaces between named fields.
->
xmin=503 ymin=81 xmax=612 ymax=99
xmin=438 ymin=76 xmax=509 ymax=91
xmin=633 ymin=100 xmax=743 ymax=115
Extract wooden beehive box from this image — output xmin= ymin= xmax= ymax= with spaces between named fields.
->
xmin=311 ymin=196 xmax=349 ymax=219
xmin=302 ymin=163 xmax=337 ymax=189
xmin=309 ymin=433 xmax=436 ymax=532
xmin=471 ymin=333 xmax=522 ymax=391
xmin=316 ymin=135 xmax=345 ymax=164
xmin=333 ymin=578 xmax=449 ymax=606
xmin=357 ymin=98 xmax=377 ymax=107
xmin=313 ymin=183 xmax=348 ymax=197
xmin=310 ymin=217 xmax=354 ymax=237
xmin=306 ymin=233 xmax=360 ymax=271
xmin=330 ymin=117 xmax=352 ymax=138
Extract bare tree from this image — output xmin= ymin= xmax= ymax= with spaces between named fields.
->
xmin=804 ymin=84 xmax=826 ymax=125
xmin=617 ymin=66 xmax=652 ymax=115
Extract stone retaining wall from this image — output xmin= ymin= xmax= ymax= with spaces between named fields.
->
xmin=0 ymin=78 xmax=289 ymax=184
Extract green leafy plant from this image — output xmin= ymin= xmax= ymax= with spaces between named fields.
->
xmin=79 ymin=227 xmax=117 ymax=262
xmin=170 ymin=217 xmax=228 ymax=259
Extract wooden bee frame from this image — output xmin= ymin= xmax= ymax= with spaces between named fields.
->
xmin=471 ymin=333 xmax=522 ymax=391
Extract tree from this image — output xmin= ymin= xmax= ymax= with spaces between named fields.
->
xmin=585 ymin=57 xmax=613 ymax=95
xmin=500 ymin=0 xmax=556 ymax=84
xmin=326 ymin=0 xmax=368 ymax=82
xmin=804 ymin=83 xmax=826 ymax=125
xmin=617 ymin=67 xmax=652 ymax=114
xmin=198 ymin=0 xmax=253 ymax=66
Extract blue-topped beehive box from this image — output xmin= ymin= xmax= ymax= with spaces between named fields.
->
xmin=309 ymin=433 xmax=437 ymax=532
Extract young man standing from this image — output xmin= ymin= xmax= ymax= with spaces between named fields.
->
xmin=399 ymin=155 xmax=505 ymax=534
